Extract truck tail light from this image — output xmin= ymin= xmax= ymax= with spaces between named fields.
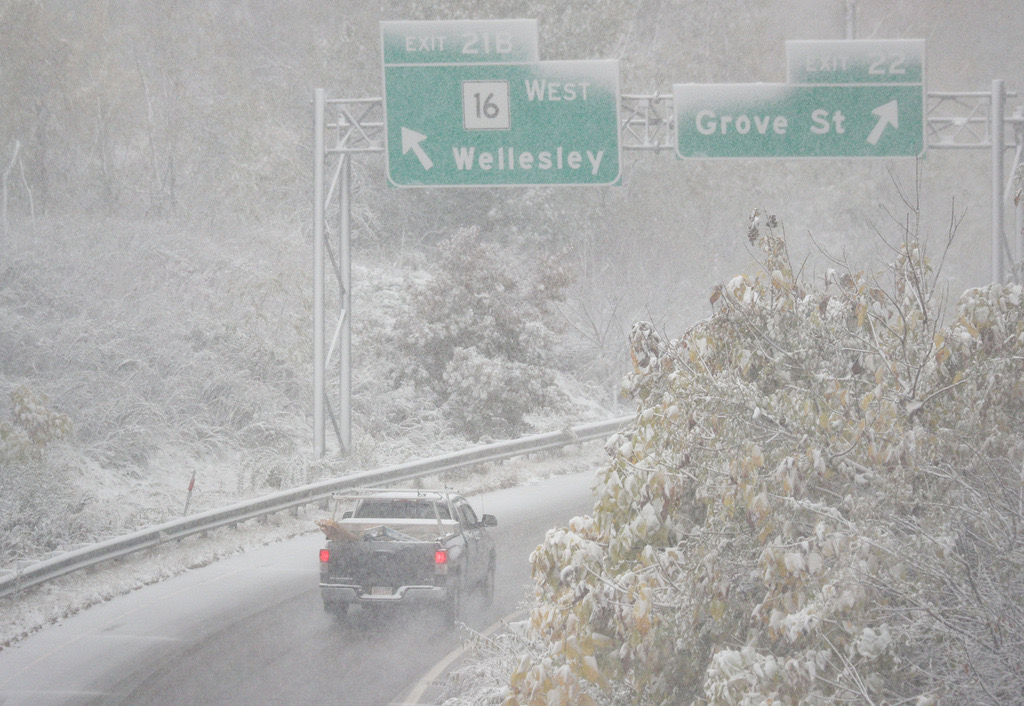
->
xmin=319 ymin=549 xmax=330 ymax=563
xmin=434 ymin=549 xmax=448 ymax=565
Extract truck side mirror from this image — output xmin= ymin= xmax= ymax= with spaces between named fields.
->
xmin=481 ymin=514 xmax=497 ymax=527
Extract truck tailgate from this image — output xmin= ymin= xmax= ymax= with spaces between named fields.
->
xmin=328 ymin=541 xmax=437 ymax=588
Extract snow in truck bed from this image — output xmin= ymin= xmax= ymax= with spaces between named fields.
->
xmin=318 ymin=518 xmax=460 ymax=543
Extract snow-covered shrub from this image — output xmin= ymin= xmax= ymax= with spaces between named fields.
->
xmin=391 ymin=228 xmax=571 ymax=441
xmin=441 ymin=346 xmax=557 ymax=440
xmin=0 ymin=386 xmax=71 ymax=463
xmin=0 ymin=386 xmax=85 ymax=563
xmin=502 ymin=215 xmax=1024 ymax=704
xmin=0 ymin=218 xmax=314 ymax=558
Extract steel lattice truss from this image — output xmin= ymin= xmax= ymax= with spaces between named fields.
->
xmin=620 ymin=93 xmax=675 ymax=151
xmin=319 ymin=91 xmax=1021 ymax=155
xmin=319 ymin=94 xmax=679 ymax=154
xmin=324 ymin=98 xmax=385 ymax=154
xmin=927 ymin=91 xmax=1013 ymax=149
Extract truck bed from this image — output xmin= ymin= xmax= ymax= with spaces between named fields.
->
xmin=318 ymin=518 xmax=460 ymax=543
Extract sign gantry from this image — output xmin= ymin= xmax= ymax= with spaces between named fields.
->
xmin=314 ymin=27 xmax=1022 ymax=457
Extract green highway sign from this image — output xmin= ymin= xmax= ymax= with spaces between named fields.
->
xmin=381 ymin=19 xmax=538 ymax=65
xmin=383 ymin=60 xmax=621 ymax=187
xmin=787 ymin=39 xmax=925 ymax=85
xmin=674 ymin=82 xmax=924 ymax=159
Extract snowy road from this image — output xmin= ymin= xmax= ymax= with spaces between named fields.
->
xmin=0 ymin=470 xmax=598 ymax=705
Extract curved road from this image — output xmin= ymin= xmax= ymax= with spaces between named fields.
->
xmin=0 ymin=471 xmax=597 ymax=705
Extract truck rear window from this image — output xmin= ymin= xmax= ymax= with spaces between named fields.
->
xmin=353 ymin=499 xmax=451 ymax=520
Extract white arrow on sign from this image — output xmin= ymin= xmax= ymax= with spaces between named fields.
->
xmin=867 ymin=100 xmax=899 ymax=145
xmin=401 ymin=127 xmax=433 ymax=170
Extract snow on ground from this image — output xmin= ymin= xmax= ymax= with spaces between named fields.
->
xmin=0 ymin=443 xmax=606 ymax=651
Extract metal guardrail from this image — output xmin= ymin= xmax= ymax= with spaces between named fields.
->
xmin=0 ymin=417 xmax=629 ymax=600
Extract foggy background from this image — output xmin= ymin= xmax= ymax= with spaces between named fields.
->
xmin=1 ymin=0 xmax=1022 ymax=560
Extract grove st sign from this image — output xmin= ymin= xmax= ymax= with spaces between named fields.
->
xmin=675 ymin=39 xmax=925 ymax=159
xmin=674 ymin=83 xmax=924 ymax=159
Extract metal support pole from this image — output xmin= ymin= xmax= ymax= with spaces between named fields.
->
xmin=1018 ymin=174 xmax=1024 ymax=283
xmin=1019 ymin=194 xmax=1024 ymax=282
xmin=1013 ymin=110 xmax=1024 ymax=281
xmin=992 ymin=79 xmax=1006 ymax=283
xmin=313 ymin=89 xmax=326 ymax=458
xmin=339 ymin=154 xmax=352 ymax=453
xmin=845 ymin=1 xmax=857 ymax=40
xmin=310 ymin=94 xmax=382 ymax=458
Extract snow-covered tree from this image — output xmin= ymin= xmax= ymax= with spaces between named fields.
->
xmin=0 ymin=385 xmax=78 ymax=564
xmin=498 ymin=215 xmax=1024 ymax=704
xmin=390 ymin=227 xmax=572 ymax=440
xmin=0 ymin=385 xmax=71 ymax=463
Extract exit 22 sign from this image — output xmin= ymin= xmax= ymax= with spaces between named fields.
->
xmin=786 ymin=39 xmax=925 ymax=85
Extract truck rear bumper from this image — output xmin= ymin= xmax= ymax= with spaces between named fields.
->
xmin=320 ymin=583 xmax=447 ymax=608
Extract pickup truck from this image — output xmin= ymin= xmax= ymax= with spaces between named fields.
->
xmin=317 ymin=488 xmax=497 ymax=624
